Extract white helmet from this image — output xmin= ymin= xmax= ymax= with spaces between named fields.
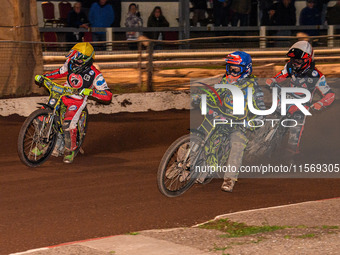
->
xmin=286 ymin=41 xmax=314 ymax=73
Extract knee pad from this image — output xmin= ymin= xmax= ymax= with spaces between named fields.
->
xmin=63 ymin=120 xmax=78 ymax=150
xmin=228 ymin=141 xmax=246 ymax=166
xmin=231 ymin=141 xmax=246 ymax=152
xmin=230 ymin=131 xmax=248 ymax=144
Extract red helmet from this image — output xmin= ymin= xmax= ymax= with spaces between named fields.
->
xmin=287 ymin=41 xmax=314 ymax=74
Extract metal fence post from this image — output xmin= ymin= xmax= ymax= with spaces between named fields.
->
xmin=137 ymin=41 xmax=143 ymax=89
xmin=183 ymin=0 xmax=190 ymax=40
xmin=106 ymin=27 xmax=113 ymax=51
xmin=146 ymin=41 xmax=154 ymax=92
xmin=328 ymin=25 xmax=334 ymax=48
xmin=260 ymin=26 xmax=266 ymax=49
xmin=179 ymin=0 xmax=190 ymax=40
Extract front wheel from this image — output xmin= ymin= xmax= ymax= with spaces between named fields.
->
xmin=157 ymin=134 xmax=204 ymax=197
xmin=18 ymin=109 xmax=57 ymax=167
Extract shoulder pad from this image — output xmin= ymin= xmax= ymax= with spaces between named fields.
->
xmin=305 ymin=68 xmax=321 ymax=78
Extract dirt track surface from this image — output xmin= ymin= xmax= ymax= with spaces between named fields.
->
xmin=0 ymin=107 xmax=340 ymax=255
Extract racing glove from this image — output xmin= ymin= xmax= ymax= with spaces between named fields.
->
xmin=266 ymin=78 xmax=276 ymax=87
xmin=311 ymin=102 xmax=323 ymax=110
xmin=80 ymin=88 xmax=93 ymax=96
xmin=35 ymin=75 xmax=44 ymax=84
xmin=191 ymin=94 xmax=201 ymax=106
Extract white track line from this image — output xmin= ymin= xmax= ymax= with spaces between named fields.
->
xmin=10 ymin=197 xmax=340 ymax=254
xmin=192 ymin=197 xmax=340 ymax=227
xmin=9 ymin=247 xmax=49 ymax=255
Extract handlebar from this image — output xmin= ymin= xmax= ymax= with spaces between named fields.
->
xmin=35 ymin=75 xmax=81 ymax=96
xmin=265 ymin=80 xmax=305 ymax=100
xmin=265 ymin=79 xmax=281 ymax=90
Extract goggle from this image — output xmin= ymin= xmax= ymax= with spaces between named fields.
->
xmin=66 ymin=50 xmax=86 ymax=61
xmin=226 ymin=64 xmax=243 ymax=76
xmin=287 ymin=48 xmax=310 ymax=59
xmin=290 ymin=58 xmax=304 ymax=65
xmin=73 ymin=59 xmax=84 ymax=66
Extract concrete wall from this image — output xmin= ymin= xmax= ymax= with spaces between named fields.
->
xmin=1 ymin=81 xmax=338 ymax=117
xmin=0 ymin=91 xmax=190 ymax=117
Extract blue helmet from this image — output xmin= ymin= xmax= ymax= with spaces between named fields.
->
xmin=225 ymin=51 xmax=253 ymax=80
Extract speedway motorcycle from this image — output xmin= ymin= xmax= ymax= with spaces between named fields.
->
xmin=246 ymin=82 xmax=307 ymax=159
xmin=17 ymin=76 xmax=88 ymax=167
xmin=157 ymin=82 xmax=305 ymax=197
xmin=157 ymin=120 xmax=233 ymax=197
xmin=157 ymin=84 xmax=246 ymax=198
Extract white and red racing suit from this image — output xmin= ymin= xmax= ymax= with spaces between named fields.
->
xmin=271 ymin=62 xmax=335 ymax=153
xmin=44 ymin=59 xmax=112 ymax=151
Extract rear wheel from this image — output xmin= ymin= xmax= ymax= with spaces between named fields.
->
xmin=18 ymin=109 xmax=57 ymax=167
xmin=157 ymin=134 xmax=203 ymax=197
xmin=246 ymin=120 xmax=287 ymax=160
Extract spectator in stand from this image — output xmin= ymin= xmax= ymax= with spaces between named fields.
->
xmin=315 ymin=0 xmax=329 ymax=25
xmin=231 ymin=0 xmax=251 ymax=26
xmin=327 ymin=1 xmax=340 ymax=25
xmin=109 ymin=0 xmax=122 ymax=27
xmin=299 ymin=0 xmax=321 ymax=36
xmin=265 ymin=3 xmax=279 ymax=26
xmin=265 ymin=3 xmax=279 ymax=47
xmin=66 ymin=2 xmax=89 ymax=43
xmin=78 ymin=0 xmax=96 ymax=16
xmin=259 ymin=0 xmax=274 ymax=25
xmin=190 ymin=0 xmax=207 ymax=26
xmin=125 ymin=3 xmax=143 ymax=50
xmin=273 ymin=0 xmax=296 ymax=26
xmin=249 ymin=0 xmax=260 ymax=26
xmin=272 ymin=0 xmax=296 ymax=46
xmin=89 ymin=0 xmax=114 ymax=43
xmin=213 ymin=0 xmax=231 ymax=27
xmin=147 ymin=6 xmax=169 ymax=40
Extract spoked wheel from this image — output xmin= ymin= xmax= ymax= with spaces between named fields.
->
xmin=157 ymin=134 xmax=204 ymax=197
xmin=246 ymin=119 xmax=287 ymax=161
xmin=18 ymin=109 xmax=57 ymax=167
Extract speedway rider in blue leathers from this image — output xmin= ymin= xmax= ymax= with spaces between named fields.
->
xmin=206 ymin=51 xmax=266 ymax=192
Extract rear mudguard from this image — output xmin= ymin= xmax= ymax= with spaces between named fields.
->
xmin=188 ymin=129 xmax=205 ymax=139
xmin=37 ymin=103 xmax=54 ymax=110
